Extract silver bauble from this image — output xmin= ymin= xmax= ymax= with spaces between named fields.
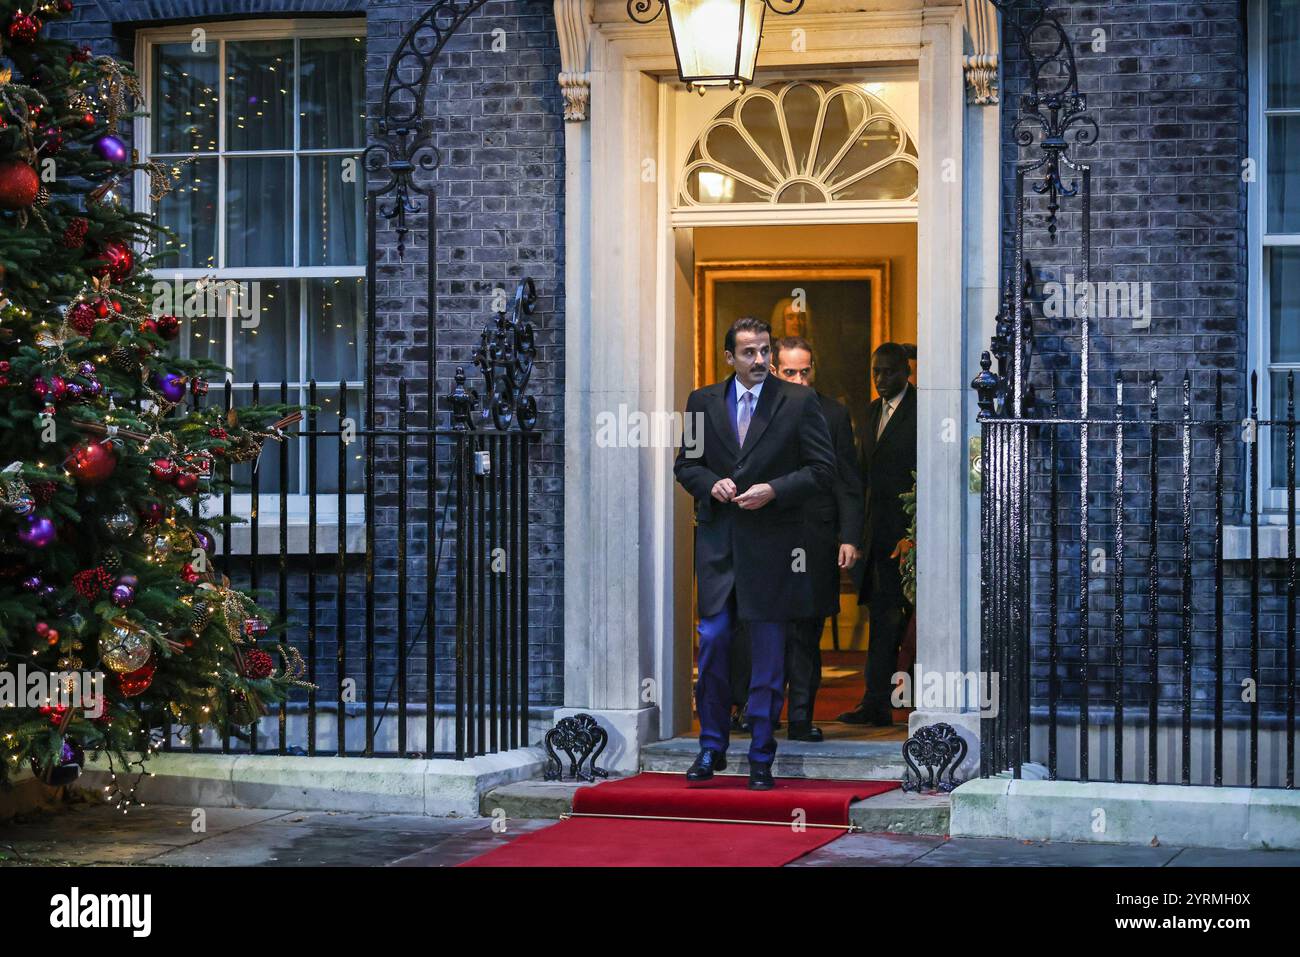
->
xmin=103 ymin=508 xmax=138 ymax=540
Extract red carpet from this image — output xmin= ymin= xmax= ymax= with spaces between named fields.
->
xmin=461 ymin=773 xmax=899 ymax=868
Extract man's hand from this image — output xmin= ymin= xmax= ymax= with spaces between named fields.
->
xmin=838 ymin=544 xmax=861 ymax=569
xmin=733 ymin=483 xmax=775 ymax=509
xmin=711 ymin=477 xmax=738 ymax=502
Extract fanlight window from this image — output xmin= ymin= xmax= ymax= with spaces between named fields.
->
xmin=680 ymin=81 xmax=919 ymax=206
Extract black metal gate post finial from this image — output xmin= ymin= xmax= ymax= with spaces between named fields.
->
xmin=974 ymin=1 xmax=1095 ymax=781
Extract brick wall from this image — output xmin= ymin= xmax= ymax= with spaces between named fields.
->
xmin=994 ymin=1 xmax=1294 ymax=725
xmin=49 ymin=0 xmax=567 ymax=736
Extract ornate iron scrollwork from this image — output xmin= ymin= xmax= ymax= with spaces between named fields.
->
xmin=972 ymin=262 xmax=1037 ymax=419
xmin=366 ymin=0 xmax=496 ymax=260
xmin=901 ymin=722 xmax=969 ymax=793
xmin=991 ymin=0 xmax=1098 ymax=240
xmin=446 ymin=366 xmax=481 ymax=432
xmin=466 ymin=278 xmax=539 ymax=432
xmin=543 ymin=713 xmax=610 ymax=783
xmin=628 ymin=0 xmax=804 ymax=24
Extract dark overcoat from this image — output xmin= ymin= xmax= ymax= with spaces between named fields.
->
xmin=674 ymin=374 xmax=835 ymax=621
xmin=804 ymin=392 xmax=865 ymax=618
xmin=856 ymin=383 xmax=918 ymax=603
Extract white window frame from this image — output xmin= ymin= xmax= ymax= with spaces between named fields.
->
xmin=1250 ymin=0 xmax=1300 ymax=515
xmin=134 ymin=19 xmax=368 ymax=548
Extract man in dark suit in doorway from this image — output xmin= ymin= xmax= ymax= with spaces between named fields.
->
xmin=771 ymin=336 xmax=863 ymax=742
xmin=839 ymin=342 xmax=917 ymax=726
xmin=674 ymin=317 xmax=835 ymax=789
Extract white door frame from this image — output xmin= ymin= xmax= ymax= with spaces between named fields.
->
xmin=563 ymin=3 xmax=974 ymax=757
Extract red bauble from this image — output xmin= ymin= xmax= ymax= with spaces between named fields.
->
xmin=174 ymin=471 xmax=199 ymax=494
xmin=244 ymin=649 xmax=274 ymax=680
xmin=181 ymin=562 xmax=201 ymax=584
xmin=139 ymin=501 xmax=165 ymax=526
xmin=0 ymin=160 xmax=40 ymax=210
xmin=93 ymin=242 xmax=134 ymax=283
xmin=149 ymin=457 xmax=176 ymax=481
xmin=66 ymin=440 xmax=118 ymax=485
xmin=6 ymin=12 xmax=41 ymax=44
xmin=155 ymin=314 xmax=180 ymax=340
xmin=68 ymin=302 xmax=98 ymax=336
xmin=116 ymin=657 xmax=155 ymax=697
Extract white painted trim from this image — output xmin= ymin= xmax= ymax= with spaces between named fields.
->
xmin=670 ymin=201 xmax=919 ymax=227
xmin=563 ymin=2 xmax=977 ymax=747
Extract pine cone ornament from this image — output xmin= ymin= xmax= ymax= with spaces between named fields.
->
xmin=109 ymin=346 xmax=138 ymax=372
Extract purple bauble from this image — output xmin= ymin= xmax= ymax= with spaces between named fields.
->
xmin=65 ymin=382 xmax=84 ymax=399
xmin=110 ymin=583 xmax=135 ymax=607
xmin=153 ymin=372 xmax=187 ymax=403
xmin=17 ymin=515 xmax=56 ymax=548
xmin=21 ymin=575 xmax=42 ymax=591
xmin=194 ymin=530 xmax=214 ymax=552
xmin=78 ymin=361 xmax=96 ymax=376
xmin=92 ymin=134 xmax=128 ymax=164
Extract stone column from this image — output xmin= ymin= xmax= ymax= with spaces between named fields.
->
xmin=558 ymin=13 xmax=660 ymax=772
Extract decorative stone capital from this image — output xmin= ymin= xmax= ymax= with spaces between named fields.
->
xmin=963 ymin=0 xmax=999 ymax=105
xmin=559 ymin=71 xmax=591 ymax=122
xmin=554 ymin=0 xmax=594 ymax=121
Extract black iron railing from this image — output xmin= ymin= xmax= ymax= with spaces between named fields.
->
xmin=979 ymin=371 xmax=1300 ymax=788
xmin=155 ymin=376 xmax=538 ymax=760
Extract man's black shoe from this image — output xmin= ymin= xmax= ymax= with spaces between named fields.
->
xmin=836 ymin=706 xmax=894 ymax=726
xmin=748 ymin=761 xmax=775 ymax=790
xmin=685 ymin=749 xmax=727 ymax=781
xmin=787 ymin=722 xmax=824 ymax=742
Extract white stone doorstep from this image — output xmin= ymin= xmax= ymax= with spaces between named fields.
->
xmin=950 ymin=777 xmax=1300 ymax=851
xmin=74 ymin=749 xmax=548 ymax=818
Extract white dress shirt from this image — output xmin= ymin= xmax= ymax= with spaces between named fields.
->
xmin=876 ymin=381 xmax=909 ymax=440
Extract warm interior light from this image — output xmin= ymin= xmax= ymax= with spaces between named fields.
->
xmin=665 ymin=0 xmax=766 ymax=90
xmin=697 ymin=170 xmax=736 ymax=202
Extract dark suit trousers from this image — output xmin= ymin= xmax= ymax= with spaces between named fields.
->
xmin=863 ymin=551 xmax=909 ymax=713
xmin=784 ymin=616 xmax=823 ymax=725
xmin=728 ymin=617 xmax=820 ymax=724
xmin=697 ymin=590 xmax=784 ymax=764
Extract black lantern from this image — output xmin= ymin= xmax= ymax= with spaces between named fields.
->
xmin=629 ymin=0 xmax=805 ymax=92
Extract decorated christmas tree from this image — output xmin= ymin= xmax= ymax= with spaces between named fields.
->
xmin=0 ymin=0 xmax=309 ymax=804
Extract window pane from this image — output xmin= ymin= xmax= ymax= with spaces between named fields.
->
xmin=1268 ymin=116 xmax=1300 ymax=233
xmin=233 ymin=279 xmax=300 ymax=384
xmin=152 ymin=43 xmax=219 ymax=154
xmin=300 ymin=155 xmax=365 ymax=266
xmin=309 ymin=387 xmax=365 ymax=493
xmin=226 ymin=40 xmax=293 ymax=151
xmin=156 ymin=158 xmax=217 ymax=269
xmin=300 ymin=37 xmax=366 ymax=149
xmin=226 ymin=156 xmax=293 ymax=267
xmin=183 ymin=309 xmax=227 ymax=368
xmin=230 ymin=388 xmax=299 ymax=492
xmin=1270 ymin=0 xmax=1300 ymax=109
xmin=306 ymin=278 xmax=365 ymax=382
xmin=1271 ymin=248 xmax=1300 ymax=362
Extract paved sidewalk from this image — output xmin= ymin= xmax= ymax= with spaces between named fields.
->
xmin=2 ymin=802 xmax=1298 ymax=866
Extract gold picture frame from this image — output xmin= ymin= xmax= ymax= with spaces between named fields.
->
xmin=694 ymin=260 xmax=892 ymax=399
